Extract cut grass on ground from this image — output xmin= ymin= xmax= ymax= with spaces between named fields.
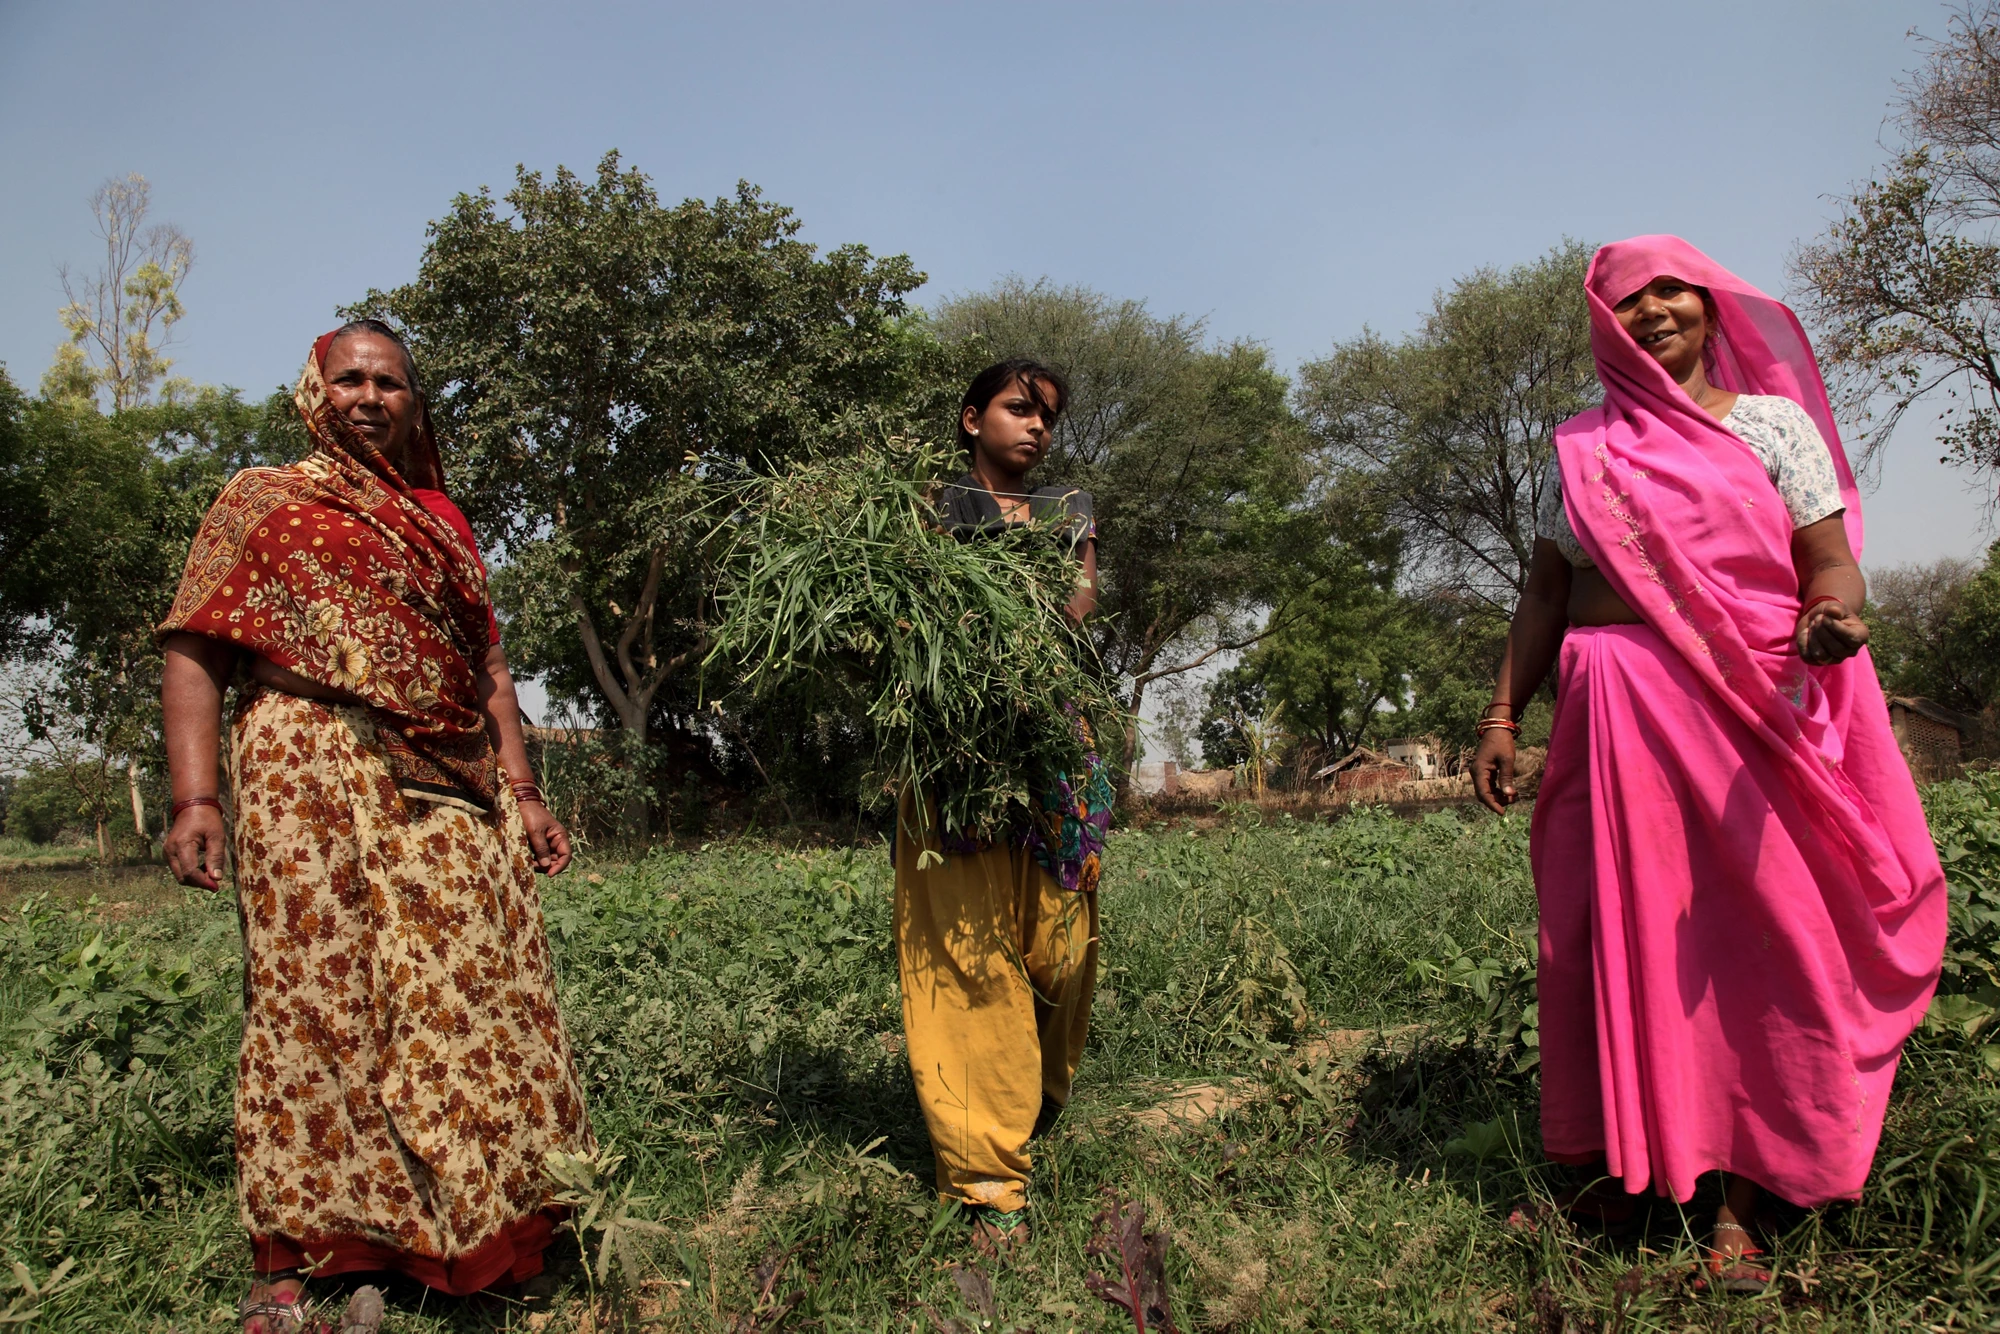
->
xmin=0 ymin=790 xmax=1994 ymax=1332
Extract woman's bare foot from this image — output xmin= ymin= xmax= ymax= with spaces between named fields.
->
xmin=1710 ymin=1173 xmax=1761 ymax=1258
xmin=1702 ymin=1174 xmax=1772 ymax=1293
xmin=238 ymin=1272 xmax=313 ymax=1334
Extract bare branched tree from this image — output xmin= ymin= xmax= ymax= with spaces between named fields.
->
xmin=46 ymin=173 xmax=194 ymax=410
xmin=1792 ymin=3 xmax=2000 ymax=495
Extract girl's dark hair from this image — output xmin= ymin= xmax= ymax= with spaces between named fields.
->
xmin=957 ymin=358 xmax=1068 ymax=454
xmin=328 ymin=318 xmax=422 ymax=395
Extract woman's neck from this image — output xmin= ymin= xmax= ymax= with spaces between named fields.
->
xmin=967 ymin=457 xmax=1030 ymax=498
xmin=1676 ymin=362 xmax=1732 ymax=420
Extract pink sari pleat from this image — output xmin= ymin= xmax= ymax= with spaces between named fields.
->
xmin=1535 ymin=626 xmax=1916 ymax=1202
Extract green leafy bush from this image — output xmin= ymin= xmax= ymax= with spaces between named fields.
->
xmin=0 ymin=765 xmax=91 ymax=845
xmin=15 ymin=932 xmax=211 ymax=1069
xmin=1922 ymin=766 xmax=2000 ymax=1064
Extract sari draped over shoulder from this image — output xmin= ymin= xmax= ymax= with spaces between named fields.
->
xmin=160 ymin=331 xmax=498 ymax=811
xmin=160 ymin=335 xmax=592 ymax=1292
xmin=1531 ymin=237 xmax=1947 ymax=1206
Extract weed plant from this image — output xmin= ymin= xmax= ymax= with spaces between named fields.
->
xmin=705 ymin=439 xmax=1121 ymax=843
xmin=0 ymin=786 xmax=1993 ymax=1330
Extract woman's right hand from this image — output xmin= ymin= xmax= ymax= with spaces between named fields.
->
xmin=165 ymin=805 xmax=228 ymax=891
xmin=1472 ymin=728 xmax=1518 ymax=814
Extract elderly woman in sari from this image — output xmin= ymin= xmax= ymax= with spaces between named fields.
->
xmin=160 ymin=322 xmax=593 ymax=1331
xmin=1473 ymin=237 xmax=1947 ymax=1289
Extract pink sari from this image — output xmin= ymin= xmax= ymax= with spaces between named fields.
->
xmin=1531 ymin=236 xmax=1947 ymax=1205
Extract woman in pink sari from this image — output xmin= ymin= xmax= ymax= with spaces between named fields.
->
xmin=1472 ymin=236 xmax=1947 ymax=1287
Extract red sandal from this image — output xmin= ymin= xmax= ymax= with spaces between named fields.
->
xmin=237 ymin=1277 xmax=385 ymax=1334
xmin=1694 ymin=1221 xmax=1771 ymax=1294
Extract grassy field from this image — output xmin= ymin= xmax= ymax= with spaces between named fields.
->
xmin=0 ymin=780 xmax=1995 ymax=1332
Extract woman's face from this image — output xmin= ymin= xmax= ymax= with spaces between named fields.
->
xmin=1612 ymin=276 xmax=1712 ymax=382
xmin=964 ymin=376 xmax=1057 ymax=476
xmin=322 ymin=331 xmax=419 ymax=467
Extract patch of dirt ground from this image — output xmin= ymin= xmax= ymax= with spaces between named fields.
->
xmin=1103 ymin=1025 xmax=1423 ymax=1135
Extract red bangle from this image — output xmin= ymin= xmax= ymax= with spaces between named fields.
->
xmin=1477 ymin=718 xmax=1521 ymax=735
xmin=170 ymin=796 xmax=222 ymax=819
xmin=1799 ymin=594 xmax=1846 ymax=621
xmin=510 ymin=782 xmax=545 ymax=806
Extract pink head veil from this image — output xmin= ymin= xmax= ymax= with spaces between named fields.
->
xmin=1582 ymin=235 xmax=1863 ymax=556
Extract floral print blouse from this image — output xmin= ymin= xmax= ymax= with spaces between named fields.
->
xmin=1536 ymin=393 xmax=1845 ymax=569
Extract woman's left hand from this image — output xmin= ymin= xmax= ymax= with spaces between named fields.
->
xmin=519 ymin=800 xmax=573 ymax=875
xmin=1797 ymin=599 xmax=1870 ymax=666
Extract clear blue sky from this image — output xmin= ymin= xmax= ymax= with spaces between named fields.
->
xmin=1 ymin=0 xmax=1990 ymax=571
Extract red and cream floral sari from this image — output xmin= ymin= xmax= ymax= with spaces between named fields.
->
xmin=160 ymin=336 xmax=593 ymax=1294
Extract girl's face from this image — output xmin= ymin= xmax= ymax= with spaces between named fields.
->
xmin=1613 ymin=276 xmax=1713 ymax=383
xmin=963 ymin=376 xmax=1058 ymax=476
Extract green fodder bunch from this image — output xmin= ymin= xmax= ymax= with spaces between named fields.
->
xmin=706 ymin=438 xmax=1121 ymax=841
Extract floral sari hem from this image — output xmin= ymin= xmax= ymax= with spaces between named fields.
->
xmin=252 ymin=1208 xmax=565 ymax=1295
xmin=229 ymin=689 xmax=593 ymax=1288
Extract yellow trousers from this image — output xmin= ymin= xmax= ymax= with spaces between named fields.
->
xmin=894 ymin=798 xmax=1099 ymax=1211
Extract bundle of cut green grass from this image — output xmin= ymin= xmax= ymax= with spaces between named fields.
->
xmin=705 ymin=438 xmax=1121 ymax=840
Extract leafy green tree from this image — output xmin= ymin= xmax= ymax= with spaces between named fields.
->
xmin=933 ymin=279 xmax=1323 ymax=768
xmin=0 ymin=371 xmax=282 ymax=847
xmin=2 ymin=763 xmax=95 ymax=846
xmin=1195 ymin=665 xmax=1266 ymax=770
xmin=356 ymin=154 xmax=961 ymax=836
xmin=1394 ymin=594 xmax=1512 ymax=744
xmin=1243 ymin=558 xmax=1414 ymax=765
xmin=1869 ymin=545 xmax=2000 ymax=714
xmin=1295 ymin=241 xmax=1598 ymax=616
xmin=1193 ymin=527 xmax=1415 ymax=774
xmin=1793 ymin=4 xmax=2000 ymax=485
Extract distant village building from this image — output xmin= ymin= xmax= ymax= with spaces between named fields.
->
xmin=1175 ymin=767 xmax=1238 ymax=798
xmin=1130 ymin=760 xmax=1181 ymax=796
xmin=1313 ymin=746 xmax=1412 ymax=793
xmin=1382 ymin=736 xmax=1444 ymax=780
xmin=522 ymin=724 xmax=604 ymax=746
xmin=1886 ymin=696 xmax=1978 ymax=783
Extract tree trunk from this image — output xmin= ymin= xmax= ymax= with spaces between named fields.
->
xmin=95 ymin=817 xmax=109 ymax=865
xmin=1117 ymin=676 xmax=1149 ymax=798
xmin=617 ymin=710 xmax=651 ymax=845
xmin=127 ymin=756 xmax=147 ymax=841
xmin=569 ymin=553 xmax=712 ymax=848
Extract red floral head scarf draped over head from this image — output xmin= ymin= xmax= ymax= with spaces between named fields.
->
xmin=159 ymin=333 xmax=500 ymax=810
xmin=304 ymin=325 xmax=448 ymax=491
